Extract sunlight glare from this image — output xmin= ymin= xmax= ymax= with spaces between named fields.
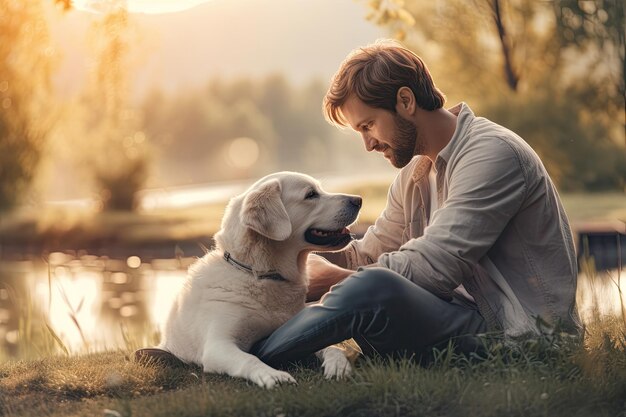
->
xmin=226 ymin=137 xmax=260 ymax=170
xmin=148 ymin=270 xmax=186 ymax=331
xmin=576 ymin=269 xmax=626 ymax=323
xmin=72 ymin=0 xmax=213 ymax=14
xmin=35 ymin=272 xmax=101 ymax=351
xmin=126 ymin=256 xmax=142 ymax=269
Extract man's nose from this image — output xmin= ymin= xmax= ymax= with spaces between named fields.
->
xmin=362 ymin=134 xmax=377 ymax=152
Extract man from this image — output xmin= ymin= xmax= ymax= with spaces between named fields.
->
xmin=251 ymin=39 xmax=580 ymax=367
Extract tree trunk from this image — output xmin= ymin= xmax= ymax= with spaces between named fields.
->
xmin=492 ymin=0 xmax=519 ymax=91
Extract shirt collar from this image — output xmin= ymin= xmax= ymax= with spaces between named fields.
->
xmin=411 ymin=102 xmax=474 ymax=182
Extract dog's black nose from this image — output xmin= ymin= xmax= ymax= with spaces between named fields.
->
xmin=349 ymin=196 xmax=362 ymax=208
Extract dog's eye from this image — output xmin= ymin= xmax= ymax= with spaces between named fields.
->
xmin=305 ymin=190 xmax=319 ymax=200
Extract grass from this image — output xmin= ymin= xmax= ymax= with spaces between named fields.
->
xmin=0 ymin=327 xmax=625 ymax=417
xmin=2 ymin=258 xmax=625 ymax=417
xmin=559 ymin=192 xmax=626 ymax=224
xmin=1 ymin=187 xmax=625 ymax=416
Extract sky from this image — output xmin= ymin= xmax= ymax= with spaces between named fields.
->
xmin=50 ymin=0 xmax=388 ymax=98
xmin=39 ymin=0 xmax=392 ymax=200
xmin=72 ymin=0 xmax=215 ymax=14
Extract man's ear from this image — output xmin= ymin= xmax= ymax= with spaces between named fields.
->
xmin=395 ymin=86 xmax=416 ymax=115
xmin=241 ymin=179 xmax=292 ymax=241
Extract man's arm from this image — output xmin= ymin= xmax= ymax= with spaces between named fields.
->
xmin=316 ymin=251 xmax=348 ymax=268
xmin=305 ymin=167 xmax=414 ymax=301
xmin=306 ymin=253 xmax=353 ymax=302
xmin=378 ymin=137 xmax=527 ymax=297
xmin=336 ymin=168 xmax=411 ymax=270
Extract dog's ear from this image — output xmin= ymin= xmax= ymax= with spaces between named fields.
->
xmin=241 ymin=179 xmax=292 ymax=241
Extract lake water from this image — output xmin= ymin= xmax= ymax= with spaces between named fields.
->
xmin=0 ymin=252 xmax=624 ymax=358
xmin=0 ymin=253 xmax=194 ymax=356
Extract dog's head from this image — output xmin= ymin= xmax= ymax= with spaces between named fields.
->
xmin=217 ymin=172 xmax=361 ymax=252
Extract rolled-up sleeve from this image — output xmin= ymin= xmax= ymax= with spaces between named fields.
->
xmin=378 ymin=138 xmax=527 ymax=298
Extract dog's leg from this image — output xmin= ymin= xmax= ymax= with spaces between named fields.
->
xmin=202 ymin=339 xmax=296 ymax=389
xmin=316 ymin=346 xmax=353 ymax=380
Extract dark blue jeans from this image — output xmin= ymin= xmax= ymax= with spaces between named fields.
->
xmin=251 ymin=267 xmax=488 ymax=367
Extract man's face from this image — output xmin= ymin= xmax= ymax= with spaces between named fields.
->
xmin=341 ymin=95 xmax=422 ymax=168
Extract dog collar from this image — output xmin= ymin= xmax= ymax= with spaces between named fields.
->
xmin=223 ymin=251 xmax=287 ymax=282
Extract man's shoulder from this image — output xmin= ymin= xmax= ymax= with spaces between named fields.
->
xmin=466 ymin=115 xmax=516 ymax=141
xmin=451 ymin=117 xmax=546 ymax=186
xmin=462 ymin=116 xmax=539 ymax=162
xmin=444 ymin=104 xmax=526 ymax=162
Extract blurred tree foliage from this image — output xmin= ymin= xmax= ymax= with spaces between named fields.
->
xmin=141 ymin=76 xmax=364 ymax=185
xmin=0 ymin=0 xmax=55 ymax=211
xmin=363 ymin=0 xmax=625 ymax=191
xmin=554 ymin=0 xmax=624 ymax=140
xmin=79 ymin=2 xmax=149 ymax=211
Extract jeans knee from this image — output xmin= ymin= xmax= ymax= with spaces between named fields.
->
xmin=323 ymin=267 xmax=413 ymax=310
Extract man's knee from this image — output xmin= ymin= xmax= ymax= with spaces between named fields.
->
xmin=322 ymin=267 xmax=417 ymax=310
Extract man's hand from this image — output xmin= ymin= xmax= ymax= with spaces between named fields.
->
xmin=306 ymin=254 xmax=354 ymax=302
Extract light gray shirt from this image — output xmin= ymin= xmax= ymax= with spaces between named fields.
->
xmin=341 ymin=103 xmax=580 ymax=337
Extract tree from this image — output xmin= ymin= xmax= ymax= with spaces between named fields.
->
xmin=79 ymin=1 xmax=149 ymax=211
xmin=483 ymin=89 xmax=626 ymax=190
xmin=257 ymin=75 xmax=337 ymax=172
xmin=363 ymin=0 xmax=565 ymax=97
xmin=554 ymin=0 xmax=625 ymax=143
xmin=362 ymin=0 xmax=625 ymax=191
xmin=141 ymin=75 xmax=348 ymax=185
xmin=0 ymin=0 xmax=55 ymax=211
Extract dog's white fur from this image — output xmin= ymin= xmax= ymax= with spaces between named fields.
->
xmin=159 ymin=172 xmax=360 ymax=388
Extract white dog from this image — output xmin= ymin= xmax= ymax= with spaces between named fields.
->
xmin=158 ymin=172 xmax=361 ymax=388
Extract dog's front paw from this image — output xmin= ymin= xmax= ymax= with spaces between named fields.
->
xmin=249 ymin=367 xmax=297 ymax=389
xmin=321 ymin=346 xmax=353 ymax=380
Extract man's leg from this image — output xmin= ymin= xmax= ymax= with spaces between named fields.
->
xmin=251 ymin=267 xmax=487 ymax=367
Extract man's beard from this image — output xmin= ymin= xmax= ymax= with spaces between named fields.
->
xmin=389 ymin=113 xmax=422 ymax=168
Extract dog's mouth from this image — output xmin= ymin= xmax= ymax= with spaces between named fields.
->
xmin=305 ymin=227 xmax=353 ymax=247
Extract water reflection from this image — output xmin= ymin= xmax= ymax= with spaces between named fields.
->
xmin=577 ymin=269 xmax=626 ymax=323
xmin=0 ymin=253 xmax=624 ymax=358
xmin=0 ymin=252 xmax=192 ymax=357
xmin=0 ymin=260 xmax=39 ymax=357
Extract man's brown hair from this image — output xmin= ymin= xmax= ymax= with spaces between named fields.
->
xmin=323 ymin=39 xmax=446 ymax=127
